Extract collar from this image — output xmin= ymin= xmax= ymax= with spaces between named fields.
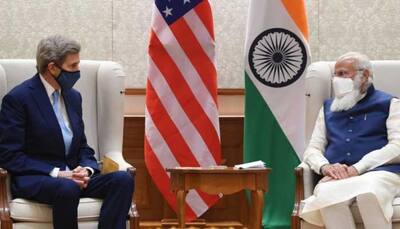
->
xmin=357 ymin=84 xmax=375 ymax=103
xmin=39 ymin=73 xmax=62 ymax=98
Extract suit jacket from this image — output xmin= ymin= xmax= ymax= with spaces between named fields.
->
xmin=0 ymin=74 xmax=99 ymax=197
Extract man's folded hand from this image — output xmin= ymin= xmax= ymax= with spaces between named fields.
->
xmin=346 ymin=166 xmax=359 ymax=177
xmin=321 ymin=163 xmax=349 ymax=180
xmin=57 ymin=167 xmax=90 ymax=189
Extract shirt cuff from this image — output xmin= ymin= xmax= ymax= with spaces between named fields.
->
xmin=304 ymin=155 xmax=330 ymax=175
xmin=352 ymin=162 xmax=367 ymax=174
xmin=84 ymin=167 xmax=94 ymax=177
xmin=319 ymin=163 xmax=330 ymax=175
xmin=49 ymin=167 xmax=60 ymax=178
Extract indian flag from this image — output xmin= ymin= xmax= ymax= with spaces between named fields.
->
xmin=244 ymin=0 xmax=310 ymax=228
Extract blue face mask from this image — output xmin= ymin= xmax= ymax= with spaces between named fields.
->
xmin=54 ymin=65 xmax=80 ymax=90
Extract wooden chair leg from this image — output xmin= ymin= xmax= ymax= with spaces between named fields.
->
xmin=127 ymin=167 xmax=139 ymax=229
xmin=128 ymin=197 xmax=140 ymax=229
xmin=128 ymin=199 xmax=140 ymax=229
xmin=292 ymin=167 xmax=304 ymax=229
xmin=129 ymin=215 xmax=140 ymax=229
xmin=291 ymin=211 xmax=301 ymax=229
xmin=0 ymin=219 xmax=13 ymax=229
xmin=0 ymin=168 xmax=12 ymax=229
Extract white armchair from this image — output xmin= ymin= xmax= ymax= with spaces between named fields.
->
xmin=0 ymin=59 xmax=139 ymax=229
xmin=292 ymin=60 xmax=400 ymax=229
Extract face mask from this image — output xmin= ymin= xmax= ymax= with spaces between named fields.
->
xmin=332 ymin=77 xmax=354 ymax=98
xmin=54 ymin=65 xmax=80 ymax=90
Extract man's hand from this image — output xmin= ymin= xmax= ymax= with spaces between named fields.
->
xmin=72 ymin=166 xmax=90 ymax=189
xmin=346 ymin=166 xmax=359 ymax=177
xmin=57 ymin=167 xmax=90 ymax=189
xmin=321 ymin=163 xmax=349 ymax=180
xmin=73 ymin=166 xmax=90 ymax=177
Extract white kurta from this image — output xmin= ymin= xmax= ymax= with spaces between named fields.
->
xmin=300 ymin=98 xmax=400 ymax=227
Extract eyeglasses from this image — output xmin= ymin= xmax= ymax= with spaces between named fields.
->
xmin=333 ymin=69 xmax=364 ymax=78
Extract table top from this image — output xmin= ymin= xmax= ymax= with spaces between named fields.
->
xmin=166 ymin=166 xmax=271 ymax=174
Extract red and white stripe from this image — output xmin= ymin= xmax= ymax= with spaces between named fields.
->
xmin=145 ymin=0 xmax=221 ymax=220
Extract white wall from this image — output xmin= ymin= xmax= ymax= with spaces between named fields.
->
xmin=1 ymin=0 xmax=400 ymax=88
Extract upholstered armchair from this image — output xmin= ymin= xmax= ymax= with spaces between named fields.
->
xmin=0 ymin=59 xmax=139 ymax=229
xmin=291 ymin=61 xmax=400 ymax=229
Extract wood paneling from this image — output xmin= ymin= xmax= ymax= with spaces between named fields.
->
xmin=122 ymin=115 xmax=247 ymax=226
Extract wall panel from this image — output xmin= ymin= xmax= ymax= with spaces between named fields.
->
xmin=1 ymin=0 xmax=400 ymax=87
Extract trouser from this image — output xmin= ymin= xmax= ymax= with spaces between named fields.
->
xmin=320 ymin=193 xmax=391 ymax=229
xmin=15 ymin=171 xmax=134 ymax=229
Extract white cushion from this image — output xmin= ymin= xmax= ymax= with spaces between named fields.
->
xmin=10 ymin=198 xmax=102 ymax=222
xmin=12 ymin=221 xmax=131 ymax=229
xmin=12 ymin=222 xmax=98 ymax=229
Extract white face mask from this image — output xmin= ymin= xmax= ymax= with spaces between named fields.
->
xmin=332 ymin=77 xmax=354 ymax=98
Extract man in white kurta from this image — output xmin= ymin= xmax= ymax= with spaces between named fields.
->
xmin=300 ymin=52 xmax=400 ymax=229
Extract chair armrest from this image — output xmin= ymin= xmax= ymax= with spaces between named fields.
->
xmin=299 ymin=162 xmax=317 ymax=198
xmin=0 ymin=167 xmax=12 ymax=225
xmin=125 ymin=165 xmax=139 ymax=228
xmin=101 ymin=151 xmax=134 ymax=173
xmin=126 ymin=166 xmax=139 ymax=229
xmin=292 ymin=165 xmax=304 ymax=229
xmin=291 ymin=163 xmax=319 ymax=229
xmin=101 ymin=155 xmax=140 ymax=229
xmin=294 ymin=162 xmax=317 ymax=200
xmin=294 ymin=165 xmax=305 ymax=206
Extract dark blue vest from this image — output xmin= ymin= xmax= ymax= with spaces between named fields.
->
xmin=324 ymin=85 xmax=400 ymax=173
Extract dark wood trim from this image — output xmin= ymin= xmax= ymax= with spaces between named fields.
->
xmin=291 ymin=167 xmax=304 ymax=229
xmin=218 ymin=88 xmax=245 ymax=95
xmin=124 ymin=88 xmax=245 ymax=96
xmin=125 ymin=88 xmax=146 ymax=95
xmin=0 ymin=168 xmax=12 ymax=229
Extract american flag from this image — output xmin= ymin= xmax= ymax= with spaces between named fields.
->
xmin=144 ymin=0 xmax=221 ymax=220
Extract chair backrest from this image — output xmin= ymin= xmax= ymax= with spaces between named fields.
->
xmin=305 ymin=60 xmax=400 ymax=145
xmin=0 ymin=59 xmax=126 ymax=160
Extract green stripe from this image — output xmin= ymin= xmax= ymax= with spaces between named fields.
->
xmin=244 ymin=72 xmax=300 ymax=229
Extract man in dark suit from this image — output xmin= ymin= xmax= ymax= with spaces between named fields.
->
xmin=0 ymin=35 xmax=134 ymax=229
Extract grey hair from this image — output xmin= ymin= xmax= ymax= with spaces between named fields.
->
xmin=36 ymin=35 xmax=81 ymax=74
xmin=336 ymin=52 xmax=373 ymax=88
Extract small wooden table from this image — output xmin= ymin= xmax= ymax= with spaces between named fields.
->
xmin=166 ymin=167 xmax=270 ymax=229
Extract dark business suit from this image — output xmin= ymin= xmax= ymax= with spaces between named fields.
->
xmin=0 ymin=74 xmax=133 ymax=229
